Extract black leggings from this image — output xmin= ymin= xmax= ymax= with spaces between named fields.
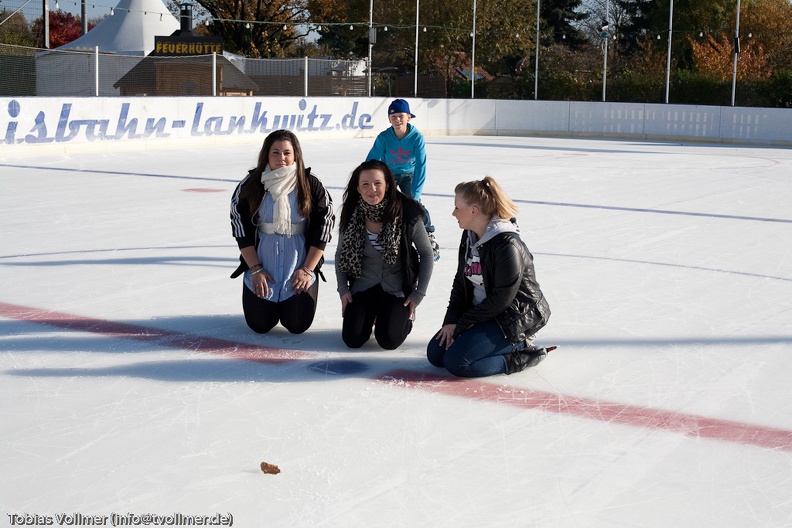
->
xmin=342 ymin=285 xmax=413 ymax=350
xmin=242 ymin=280 xmax=319 ymax=334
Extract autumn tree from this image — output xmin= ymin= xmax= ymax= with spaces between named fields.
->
xmin=612 ymin=0 xmax=733 ymax=61
xmin=689 ymin=32 xmax=769 ymax=80
xmin=315 ymin=0 xmax=571 ymax=81
xmin=739 ymin=0 xmax=792 ymax=73
xmin=685 ymin=0 xmax=791 ymax=80
xmin=198 ymin=0 xmax=347 ymax=57
xmin=30 ymin=11 xmax=95 ymax=48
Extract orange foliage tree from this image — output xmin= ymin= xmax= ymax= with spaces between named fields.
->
xmin=740 ymin=0 xmax=792 ymax=72
xmin=689 ymin=32 xmax=770 ymax=80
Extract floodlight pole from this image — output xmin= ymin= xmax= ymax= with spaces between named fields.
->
xmin=43 ymin=0 xmax=49 ymax=48
xmin=664 ymin=0 xmax=674 ymax=103
xmin=731 ymin=0 xmax=741 ymax=106
xmin=602 ymin=0 xmax=608 ymax=102
xmin=368 ymin=0 xmax=373 ymax=96
xmin=414 ymin=0 xmax=419 ymax=97
xmin=471 ymin=0 xmax=476 ymax=98
xmin=534 ymin=0 xmax=540 ymax=100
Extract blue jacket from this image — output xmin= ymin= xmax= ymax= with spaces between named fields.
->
xmin=366 ymin=124 xmax=427 ymax=201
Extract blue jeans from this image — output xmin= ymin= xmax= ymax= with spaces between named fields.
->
xmin=426 ymin=320 xmax=526 ymax=377
xmin=394 ymin=172 xmax=434 ymax=233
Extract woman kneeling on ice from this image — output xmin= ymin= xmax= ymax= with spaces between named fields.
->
xmin=336 ymin=160 xmax=435 ymax=350
xmin=427 ymin=176 xmax=552 ymax=377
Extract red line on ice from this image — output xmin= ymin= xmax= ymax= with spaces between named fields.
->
xmin=0 ymin=302 xmax=308 ymax=364
xmin=3 ymin=301 xmax=791 ymax=452
xmin=376 ymin=369 xmax=792 ymax=452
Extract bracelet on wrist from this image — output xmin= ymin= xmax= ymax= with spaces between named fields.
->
xmin=250 ymin=264 xmax=263 ymax=275
xmin=302 ymin=266 xmax=314 ymax=276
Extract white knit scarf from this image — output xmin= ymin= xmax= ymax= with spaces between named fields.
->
xmin=260 ymin=163 xmax=298 ymax=235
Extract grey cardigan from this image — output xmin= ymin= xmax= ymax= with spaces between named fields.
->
xmin=335 ymin=208 xmax=434 ymax=305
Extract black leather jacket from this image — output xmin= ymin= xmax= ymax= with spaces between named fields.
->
xmin=443 ymin=229 xmax=550 ymax=344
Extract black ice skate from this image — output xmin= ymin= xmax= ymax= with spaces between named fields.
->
xmin=505 ymin=345 xmax=557 ymax=375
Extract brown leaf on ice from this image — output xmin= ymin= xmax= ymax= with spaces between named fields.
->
xmin=260 ymin=461 xmax=281 ymax=474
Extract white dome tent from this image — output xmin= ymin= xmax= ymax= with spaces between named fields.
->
xmin=56 ymin=0 xmax=179 ymax=56
xmin=35 ymin=0 xmax=180 ymax=96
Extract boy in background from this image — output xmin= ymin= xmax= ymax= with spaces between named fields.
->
xmin=366 ymin=99 xmax=439 ymax=261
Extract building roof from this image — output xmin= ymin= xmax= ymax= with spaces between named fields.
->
xmin=56 ymin=0 xmax=179 ymax=56
xmin=113 ymin=55 xmax=259 ymax=94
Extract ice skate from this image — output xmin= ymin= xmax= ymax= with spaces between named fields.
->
xmin=427 ymin=231 xmax=440 ymax=262
xmin=505 ymin=345 xmax=557 ymax=374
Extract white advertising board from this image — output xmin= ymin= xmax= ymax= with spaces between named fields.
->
xmin=2 ymin=96 xmax=790 ymax=156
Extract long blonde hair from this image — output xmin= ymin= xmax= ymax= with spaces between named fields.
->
xmin=454 ymin=176 xmax=518 ymax=220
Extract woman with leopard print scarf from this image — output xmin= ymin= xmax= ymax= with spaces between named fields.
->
xmin=336 ymin=160 xmax=435 ymax=350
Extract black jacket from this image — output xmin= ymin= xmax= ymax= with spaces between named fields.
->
xmin=398 ymin=198 xmax=426 ymax=297
xmin=443 ymin=229 xmax=550 ymax=344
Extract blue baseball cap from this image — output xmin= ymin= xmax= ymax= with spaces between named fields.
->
xmin=388 ymin=99 xmax=416 ymax=118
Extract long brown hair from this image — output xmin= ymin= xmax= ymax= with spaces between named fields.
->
xmin=241 ymin=129 xmax=311 ymax=218
xmin=339 ymin=160 xmax=403 ymax=231
xmin=455 ymin=176 xmax=518 ymax=220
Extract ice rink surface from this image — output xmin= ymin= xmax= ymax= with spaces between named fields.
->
xmin=2 ymin=135 xmax=792 ymax=527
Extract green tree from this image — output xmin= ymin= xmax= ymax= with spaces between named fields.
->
xmin=0 ymin=10 xmax=35 ymax=46
xmin=313 ymin=0 xmax=369 ymax=58
xmin=542 ymin=0 xmax=588 ymax=47
xmin=611 ymin=0 xmax=660 ymax=54
xmin=316 ymin=0 xmax=541 ymax=78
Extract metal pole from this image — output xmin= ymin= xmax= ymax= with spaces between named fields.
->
xmin=43 ymin=0 xmax=49 ymax=48
xmin=471 ymin=0 xmax=476 ymax=98
xmin=304 ymin=56 xmax=309 ymax=97
xmin=81 ymin=0 xmax=86 ymax=34
xmin=534 ymin=0 xmax=540 ymax=100
xmin=731 ymin=0 xmax=741 ymax=106
xmin=602 ymin=39 xmax=608 ymax=101
xmin=602 ymin=0 xmax=608 ymax=102
xmin=94 ymin=46 xmax=99 ymax=95
xmin=368 ymin=0 xmax=373 ymax=97
xmin=414 ymin=0 xmax=419 ymax=97
xmin=664 ymin=0 xmax=674 ymax=103
xmin=212 ymin=52 xmax=217 ymax=96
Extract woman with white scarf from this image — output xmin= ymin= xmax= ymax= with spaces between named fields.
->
xmin=230 ymin=130 xmax=335 ymax=334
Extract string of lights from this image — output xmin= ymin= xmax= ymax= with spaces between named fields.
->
xmin=2 ymin=0 xmax=782 ymax=41
xmin=3 ymin=0 xmax=476 ymax=36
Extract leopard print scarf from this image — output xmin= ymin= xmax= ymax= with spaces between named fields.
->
xmin=338 ymin=197 xmax=401 ymax=279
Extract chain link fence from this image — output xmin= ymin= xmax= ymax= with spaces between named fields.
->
xmin=0 ymin=43 xmax=388 ymax=97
